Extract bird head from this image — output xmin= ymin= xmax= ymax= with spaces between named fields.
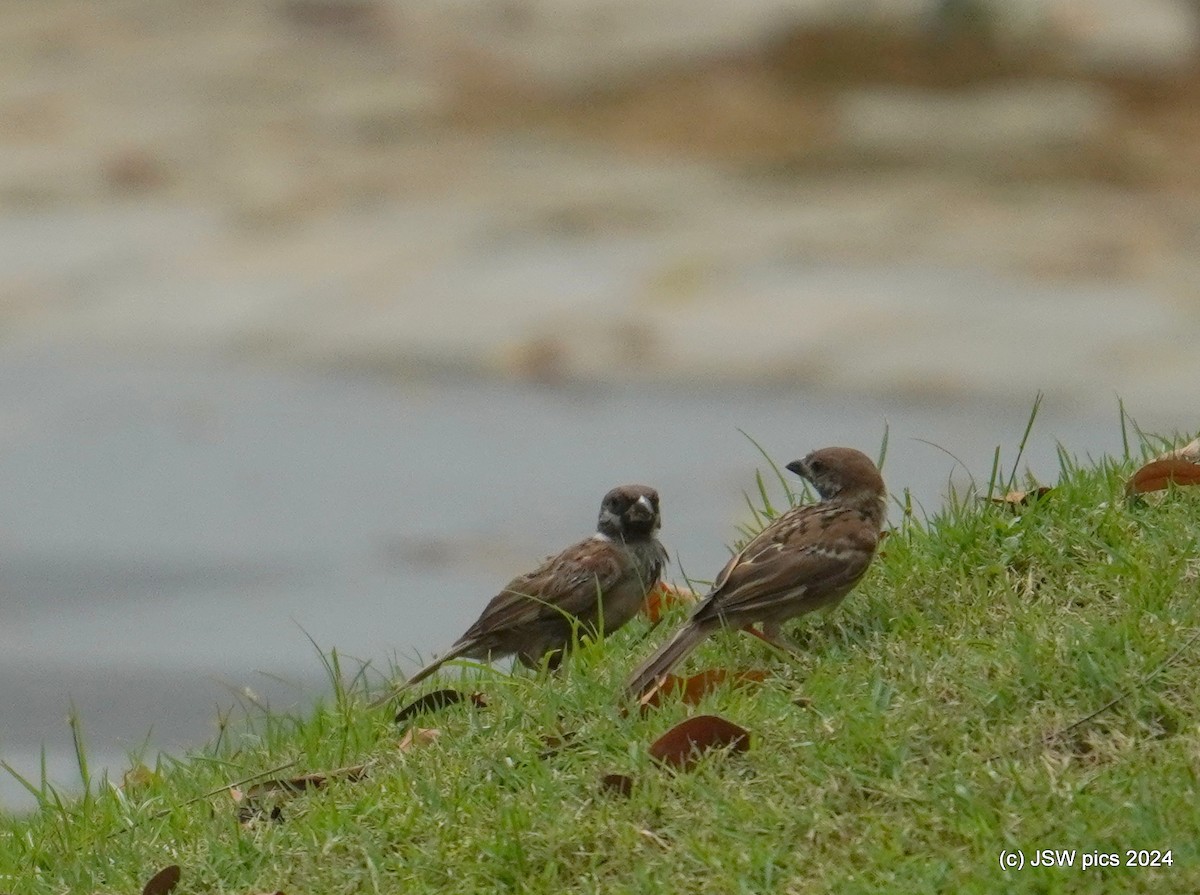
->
xmin=597 ymin=484 xmax=661 ymax=541
xmin=786 ymin=447 xmax=886 ymax=507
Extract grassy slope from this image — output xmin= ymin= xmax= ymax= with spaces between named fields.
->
xmin=3 ymin=452 xmax=1199 ymax=894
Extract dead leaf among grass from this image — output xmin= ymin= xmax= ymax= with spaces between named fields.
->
xmin=599 ymin=773 xmax=635 ymax=797
xmin=638 ymin=669 xmax=767 ymax=711
xmin=641 ymin=581 xmax=700 ymax=624
xmin=989 ymin=486 xmax=1054 ymax=507
xmin=1126 ymin=458 xmax=1200 ymax=495
xmin=398 ymin=727 xmax=441 ymax=753
xmin=141 ymin=865 xmax=181 ymax=895
xmin=648 ymin=714 xmax=751 ymax=770
xmin=244 ymin=765 xmax=369 ymax=800
xmin=230 ymin=764 xmax=370 ymax=825
xmin=394 ymin=689 xmax=487 ymax=725
xmin=1158 ymin=435 xmax=1200 ymax=465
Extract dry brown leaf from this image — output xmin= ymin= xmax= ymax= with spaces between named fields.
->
xmin=141 ymin=865 xmax=181 ymax=895
xmin=232 ymin=764 xmax=368 ymax=825
xmin=648 ymin=714 xmax=751 ymax=770
xmin=1157 ymin=435 xmax=1200 ymax=464
xmin=641 ymin=582 xmax=699 ymax=625
xmin=638 ymin=669 xmax=767 ymax=711
xmin=394 ymin=689 xmax=487 ymax=725
xmin=398 ymin=727 xmax=441 ymax=753
xmin=1128 ymin=435 xmax=1200 ymax=495
xmin=989 ymin=486 xmax=1054 ymax=507
xmin=599 ymin=773 xmax=635 ymax=797
xmin=1126 ymin=457 xmax=1200 ymax=496
xmin=245 ymin=765 xmax=368 ymax=800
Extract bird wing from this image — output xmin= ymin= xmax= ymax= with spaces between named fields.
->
xmin=459 ymin=537 xmax=630 ymax=640
xmin=695 ymin=504 xmax=877 ymax=624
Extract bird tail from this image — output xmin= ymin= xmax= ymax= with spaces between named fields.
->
xmin=368 ymin=641 xmax=474 ymax=709
xmin=623 ymin=620 xmax=712 ymax=701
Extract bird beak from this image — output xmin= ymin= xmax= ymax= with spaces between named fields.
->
xmin=785 ymin=458 xmax=810 ymax=479
xmin=628 ymin=494 xmax=655 ymax=522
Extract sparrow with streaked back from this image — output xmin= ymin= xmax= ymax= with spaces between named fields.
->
xmin=375 ymin=484 xmax=667 ymax=706
xmin=624 ymin=447 xmax=885 ymax=700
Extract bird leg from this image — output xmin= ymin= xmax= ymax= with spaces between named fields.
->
xmin=744 ymin=622 xmax=806 ymax=660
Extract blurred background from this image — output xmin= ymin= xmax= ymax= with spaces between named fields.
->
xmin=2 ymin=0 xmax=1198 ymax=810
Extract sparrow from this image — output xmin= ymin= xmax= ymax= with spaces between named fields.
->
xmin=374 ymin=484 xmax=667 ymax=706
xmin=623 ymin=447 xmax=885 ymax=700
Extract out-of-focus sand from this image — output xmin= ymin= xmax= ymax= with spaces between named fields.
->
xmin=2 ymin=1 xmax=1199 ymax=411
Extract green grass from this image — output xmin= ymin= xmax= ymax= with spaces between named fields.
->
xmin=3 ymin=448 xmax=1200 ymax=893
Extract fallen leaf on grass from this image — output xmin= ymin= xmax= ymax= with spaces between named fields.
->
xmin=231 ymin=764 xmax=369 ymax=825
xmin=398 ymin=727 xmax=441 ymax=753
xmin=648 ymin=714 xmax=751 ymax=770
xmin=638 ymin=669 xmax=766 ymax=711
xmin=1126 ymin=457 xmax=1200 ymax=496
xmin=245 ymin=765 xmax=368 ymax=800
xmin=641 ymin=582 xmax=699 ymax=624
xmin=394 ymin=689 xmax=487 ymax=725
xmin=599 ymin=773 xmax=635 ymax=797
xmin=989 ymin=486 xmax=1054 ymax=507
xmin=141 ymin=865 xmax=181 ymax=895
xmin=1159 ymin=435 xmax=1200 ymax=464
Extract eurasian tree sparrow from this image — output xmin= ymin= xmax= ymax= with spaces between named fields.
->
xmin=375 ymin=484 xmax=667 ymax=706
xmin=624 ymin=447 xmax=885 ymax=700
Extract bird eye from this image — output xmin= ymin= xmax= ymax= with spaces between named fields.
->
xmin=808 ymin=459 xmax=824 ymax=473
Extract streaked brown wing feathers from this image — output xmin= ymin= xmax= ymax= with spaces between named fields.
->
xmin=695 ymin=504 xmax=877 ymax=624
xmin=462 ymin=538 xmax=625 ymax=637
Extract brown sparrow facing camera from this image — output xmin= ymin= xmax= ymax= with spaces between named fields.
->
xmin=375 ymin=484 xmax=667 ymax=706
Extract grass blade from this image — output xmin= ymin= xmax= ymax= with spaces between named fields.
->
xmin=1005 ymin=391 xmax=1043 ymax=493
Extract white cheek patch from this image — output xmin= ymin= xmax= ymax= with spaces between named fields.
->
xmin=596 ymin=507 xmax=622 ymax=537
